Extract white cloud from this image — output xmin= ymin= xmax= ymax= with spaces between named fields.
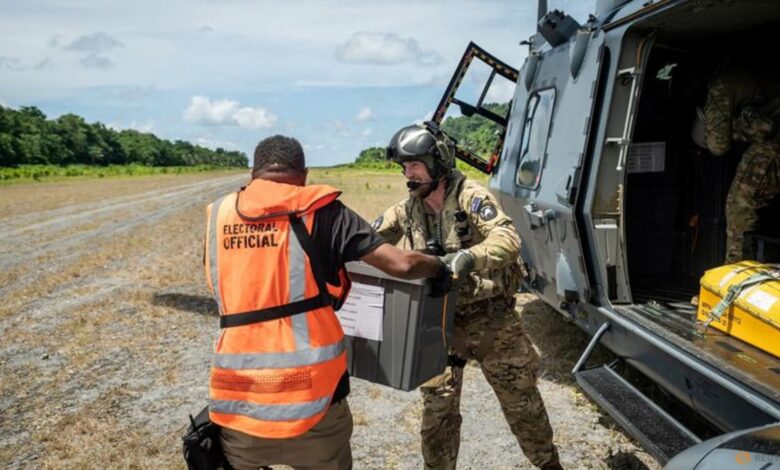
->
xmin=484 ymin=78 xmax=516 ymax=104
xmin=355 ymin=106 xmax=374 ymax=122
xmin=111 ymin=86 xmax=154 ymax=101
xmin=64 ymin=32 xmax=124 ymax=54
xmin=303 ymin=143 xmax=326 ymax=151
xmin=107 ymin=120 xmax=155 ymax=133
xmin=196 ymin=137 xmax=237 ymax=150
xmin=414 ymin=111 xmax=434 ymax=125
xmin=56 ymin=32 xmax=124 ymax=70
xmin=325 ymin=119 xmax=351 ymax=138
xmin=233 ymin=107 xmax=277 ymax=129
xmin=184 ymin=96 xmax=236 ymax=124
xmin=361 ymin=128 xmax=373 ymax=138
xmin=48 ymin=36 xmax=64 ymax=48
xmin=183 ymin=95 xmax=277 ymax=129
xmin=423 ymin=73 xmax=452 ymax=87
xmin=1 ymin=1 xmax=533 ymax=102
xmin=34 ymin=58 xmax=53 ymax=70
xmin=335 ymin=32 xmax=441 ymax=66
xmin=331 ymin=119 xmax=348 ymax=132
xmin=0 ymin=0 xmax=536 ymax=166
xmin=81 ymin=53 xmax=114 ymax=69
xmin=0 ymin=57 xmax=24 ymax=71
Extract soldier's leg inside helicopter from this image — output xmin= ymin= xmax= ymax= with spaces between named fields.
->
xmin=725 ymin=140 xmax=780 ymax=263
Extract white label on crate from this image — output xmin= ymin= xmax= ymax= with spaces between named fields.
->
xmin=745 ymin=290 xmax=778 ymax=312
xmin=337 ymin=282 xmax=385 ymax=341
xmin=627 ymin=142 xmax=665 ymax=174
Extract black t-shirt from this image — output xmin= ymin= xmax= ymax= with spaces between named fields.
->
xmin=311 ymin=200 xmax=386 ymax=402
xmin=311 ymin=200 xmax=386 ymax=285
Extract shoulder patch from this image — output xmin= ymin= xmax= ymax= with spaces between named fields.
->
xmin=371 ymin=215 xmax=383 ymax=230
xmin=479 ymin=204 xmax=497 ymax=221
xmin=470 ymin=196 xmax=483 ymax=214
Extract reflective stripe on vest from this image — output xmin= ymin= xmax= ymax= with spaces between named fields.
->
xmin=205 ymin=180 xmax=349 ymax=439
xmin=207 ymin=195 xmax=227 ymax=315
xmin=210 ymin=396 xmax=330 ymax=422
xmin=289 ymin=215 xmax=309 ymax=349
xmin=213 ymin=340 xmax=345 ymax=370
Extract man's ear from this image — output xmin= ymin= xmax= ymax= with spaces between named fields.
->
xmin=301 ymin=168 xmax=309 ymax=185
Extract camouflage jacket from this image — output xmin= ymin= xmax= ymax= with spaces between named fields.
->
xmin=373 ymin=171 xmax=523 ymax=305
xmin=704 ymin=66 xmax=780 ymax=155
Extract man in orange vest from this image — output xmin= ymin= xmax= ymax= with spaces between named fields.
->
xmin=204 ymin=135 xmax=451 ymax=470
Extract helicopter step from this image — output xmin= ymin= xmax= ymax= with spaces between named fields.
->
xmin=574 ymin=363 xmax=701 ymax=464
xmin=571 ymin=322 xmax=700 ymax=463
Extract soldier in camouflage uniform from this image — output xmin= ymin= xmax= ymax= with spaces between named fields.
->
xmin=374 ymin=122 xmax=562 ymax=470
xmin=695 ymin=61 xmax=780 ymax=263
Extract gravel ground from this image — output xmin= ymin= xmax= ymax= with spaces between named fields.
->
xmin=0 ymin=171 xmax=660 ymax=469
xmin=345 ymin=293 xmax=660 ymax=470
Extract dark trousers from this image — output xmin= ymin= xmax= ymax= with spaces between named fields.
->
xmin=220 ymin=400 xmax=353 ymax=470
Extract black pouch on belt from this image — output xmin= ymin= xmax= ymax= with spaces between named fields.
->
xmin=182 ymin=406 xmax=231 ymax=470
xmin=447 ymin=354 xmax=468 ymax=368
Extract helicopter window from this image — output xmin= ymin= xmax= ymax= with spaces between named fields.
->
xmin=516 ymin=88 xmax=556 ymax=188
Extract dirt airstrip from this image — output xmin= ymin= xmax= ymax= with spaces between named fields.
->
xmin=0 ymin=170 xmax=660 ymax=469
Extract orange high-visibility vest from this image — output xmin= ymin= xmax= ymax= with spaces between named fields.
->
xmin=204 ymin=178 xmax=351 ymax=439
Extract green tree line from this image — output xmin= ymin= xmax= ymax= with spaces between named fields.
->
xmin=440 ymin=102 xmax=509 ymax=158
xmin=0 ymin=105 xmax=248 ymax=167
xmin=350 ymin=102 xmax=510 ymax=169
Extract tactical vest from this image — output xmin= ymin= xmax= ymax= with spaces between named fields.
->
xmin=397 ymin=172 xmax=522 ymax=304
xmin=204 ymin=179 xmax=351 ymax=439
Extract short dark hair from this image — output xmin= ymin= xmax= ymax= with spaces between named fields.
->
xmin=253 ymin=135 xmax=306 ymax=172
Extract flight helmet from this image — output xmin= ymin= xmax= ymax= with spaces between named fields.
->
xmin=386 ymin=121 xmax=456 ymax=180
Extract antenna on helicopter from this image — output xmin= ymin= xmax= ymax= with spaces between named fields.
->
xmin=538 ymin=0 xmax=548 ymax=28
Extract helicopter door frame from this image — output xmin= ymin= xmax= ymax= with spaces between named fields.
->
xmin=431 ymin=41 xmax=519 ymax=174
xmin=589 ymin=31 xmax=657 ymax=304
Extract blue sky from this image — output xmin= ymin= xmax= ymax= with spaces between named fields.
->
xmin=0 ymin=0 xmax=591 ymax=167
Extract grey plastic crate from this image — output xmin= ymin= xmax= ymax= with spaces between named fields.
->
xmin=342 ymin=261 xmax=456 ymax=391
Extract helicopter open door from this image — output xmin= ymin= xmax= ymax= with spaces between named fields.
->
xmin=492 ymin=19 xmax=610 ymax=315
xmin=431 ymin=42 xmax=519 ymax=174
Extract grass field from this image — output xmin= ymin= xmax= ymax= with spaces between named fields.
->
xmin=0 ymin=164 xmax=245 ymax=184
xmin=0 ymin=168 xmax=657 ymax=469
xmin=310 ymin=168 xmax=482 ymax=218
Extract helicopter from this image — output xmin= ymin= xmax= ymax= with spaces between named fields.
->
xmin=430 ymin=0 xmax=780 ymax=464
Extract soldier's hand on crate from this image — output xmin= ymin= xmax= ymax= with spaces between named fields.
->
xmin=429 ymin=260 xmax=453 ymax=297
xmin=440 ymin=249 xmax=476 ymax=281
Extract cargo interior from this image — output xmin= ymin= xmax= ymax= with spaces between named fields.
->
xmin=619 ymin=6 xmax=780 ymax=400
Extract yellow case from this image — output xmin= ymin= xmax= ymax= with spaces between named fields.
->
xmin=697 ymin=261 xmax=780 ymax=358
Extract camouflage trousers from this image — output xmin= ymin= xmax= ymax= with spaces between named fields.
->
xmin=725 ymin=140 xmax=780 ymax=263
xmin=420 ymin=296 xmax=561 ymax=470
